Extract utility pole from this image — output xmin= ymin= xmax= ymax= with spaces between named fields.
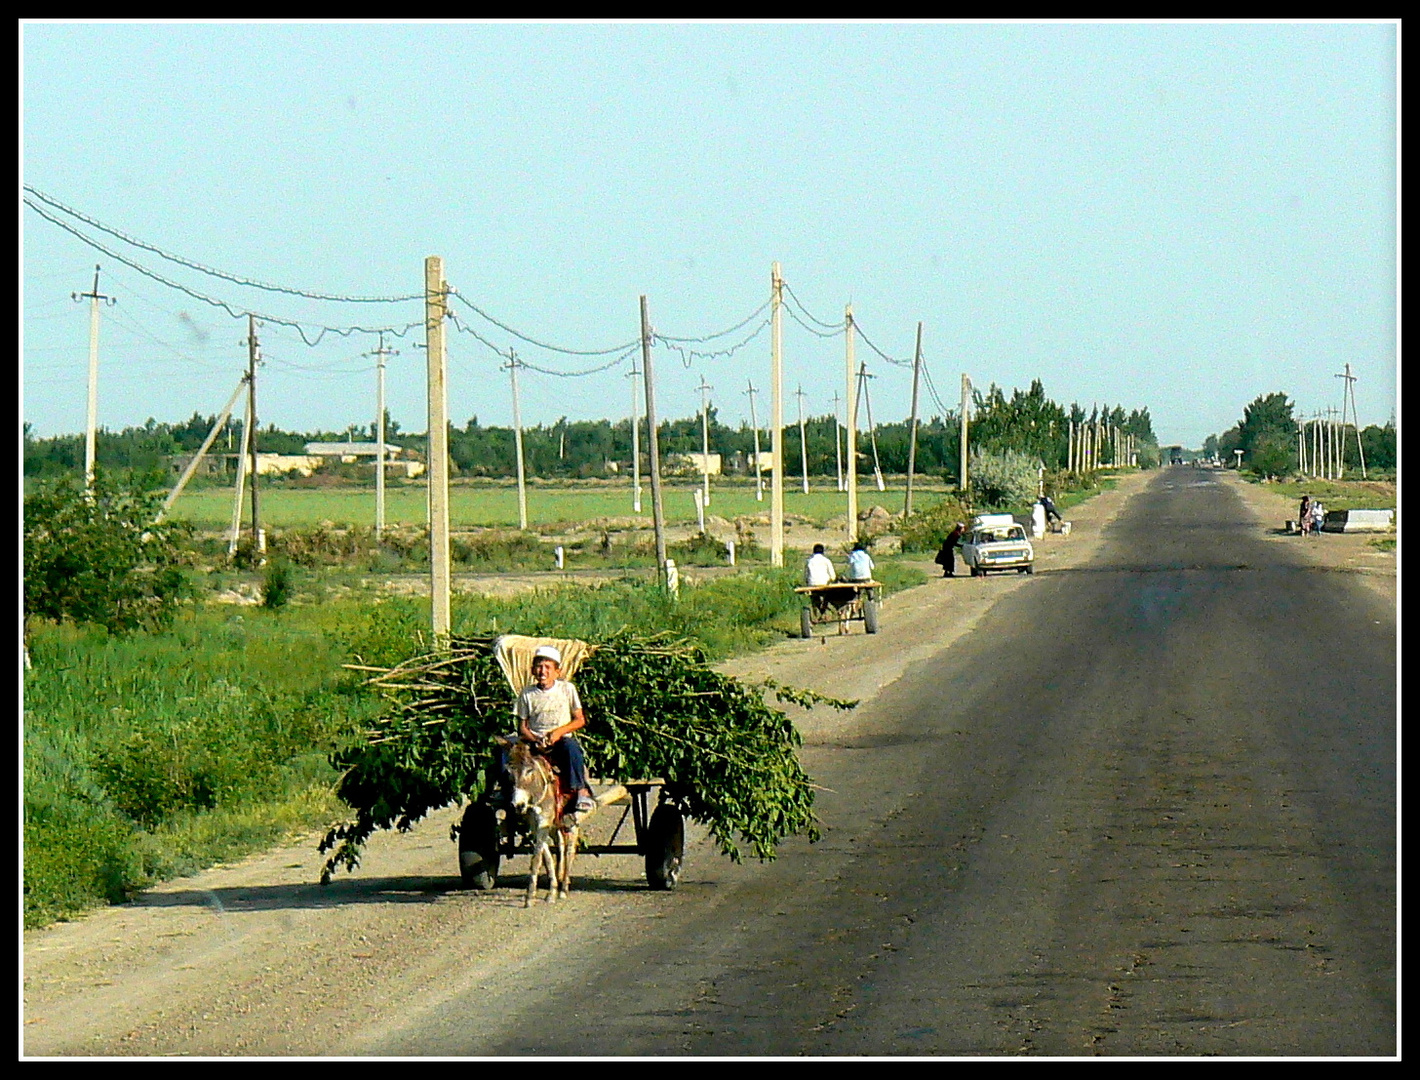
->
xmin=73 ymin=265 xmax=114 ymax=491
xmin=628 ymin=361 xmax=642 ymax=512
xmin=640 ymin=296 xmax=668 ymax=581
xmin=857 ymin=362 xmax=885 ymax=492
xmin=372 ymin=332 xmax=397 ymax=541
xmin=795 ymin=385 xmax=809 ymax=495
xmin=904 ymin=321 xmax=923 ymax=517
xmin=1067 ymin=419 xmax=1075 ymax=474
xmin=425 ymin=256 xmax=451 ymax=641
xmin=696 ymin=375 xmax=714 ymax=509
xmin=1336 ymin=363 xmax=1366 ymax=478
xmin=745 ymin=379 xmax=763 ymax=501
xmin=228 ymin=393 xmax=253 ymax=557
xmin=959 ymin=373 xmax=971 ymax=495
xmin=769 ymin=261 xmax=785 ymax=567
xmin=246 ymin=315 xmax=262 ymax=556
xmin=507 ymin=351 xmax=528 ymax=530
xmin=831 ymin=390 xmax=844 ymax=492
xmin=845 ymin=305 xmax=858 ymax=541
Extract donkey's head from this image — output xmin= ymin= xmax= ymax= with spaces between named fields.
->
xmin=504 ymin=740 xmax=554 ymax=817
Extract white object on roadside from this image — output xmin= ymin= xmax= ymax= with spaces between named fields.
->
xmin=555 ymin=545 xmax=564 ymax=569
xmin=727 ymin=539 xmax=736 ymax=566
xmin=1031 ymin=503 xmax=1046 ymax=539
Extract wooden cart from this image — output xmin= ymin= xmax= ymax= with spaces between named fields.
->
xmin=456 ymin=779 xmax=685 ymax=892
xmin=794 ymin=580 xmax=882 ymax=638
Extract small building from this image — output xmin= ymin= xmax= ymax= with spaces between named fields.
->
xmin=169 ymin=452 xmax=319 ymax=478
xmin=304 ymin=442 xmax=425 ymax=478
xmin=666 ymin=451 xmax=722 ymax=476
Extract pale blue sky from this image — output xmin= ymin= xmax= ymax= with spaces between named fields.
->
xmin=22 ymin=20 xmax=1397 ymax=448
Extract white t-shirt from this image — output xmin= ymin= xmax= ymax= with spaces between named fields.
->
xmin=847 ymin=549 xmax=874 ymax=581
xmin=804 ymin=552 xmax=837 ymax=586
xmin=515 ymin=680 xmax=583 ymax=738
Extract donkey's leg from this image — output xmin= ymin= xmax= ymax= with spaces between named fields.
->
xmin=557 ymin=825 xmax=578 ymax=899
xmin=526 ymin=826 xmax=549 ymax=908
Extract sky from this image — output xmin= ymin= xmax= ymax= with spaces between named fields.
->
xmin=21 ymin=20 xmax=1397 ymax=449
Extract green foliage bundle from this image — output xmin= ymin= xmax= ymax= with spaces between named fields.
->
xmin=897 ymin=494 xmax=972 ymax=553
xmin=319 ymin=632 xmax=853 ymax=883
xmin=23 ymin=471 xmax=189 ymax=634
xmin=969 ymin=448 xmax=1041 ymax=509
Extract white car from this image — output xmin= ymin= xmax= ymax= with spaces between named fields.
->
xmin=960 ymin=514 xmax=1035 ymax=577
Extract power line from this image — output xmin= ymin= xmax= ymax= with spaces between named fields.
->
xmin=24 ymin=185 xmax=422 ymax=304
xmin=25 ymin=197 xmax=425 ymax=347
xmin=450 ymin=290 xmax=640 ymax=357
xmin=780 ymin=280 xmax=843 ymax=329
xmin=654 ymin=316 xmax=771 ymax=367
xmin=653 ymin=299 xmax=771 ymax=343
xmin=849 ymin=317 xmax=914 ymax=369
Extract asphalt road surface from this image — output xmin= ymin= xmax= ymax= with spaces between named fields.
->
xmin=372 ymin=468 xmax=1396 ymax=1057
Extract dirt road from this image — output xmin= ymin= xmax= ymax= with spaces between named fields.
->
xmin=23 ymin=468 xmax=1395 ymax=1057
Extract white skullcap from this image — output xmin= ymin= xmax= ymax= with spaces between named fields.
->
xmin=533 ymin=645 xmax=563 ymax=665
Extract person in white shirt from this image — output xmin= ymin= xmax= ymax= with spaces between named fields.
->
xmin=846 ymin=539 xmax=875 ymax=582
xmin=514 ymin=645 xmax=595 ymax=814
xmin=804 ymin=543 xmax=837 ymax=586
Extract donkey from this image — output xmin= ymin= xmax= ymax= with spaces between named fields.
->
xmin=501 ymin=738 xmax=580 ymax=906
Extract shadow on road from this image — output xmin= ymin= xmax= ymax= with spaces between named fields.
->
xmin=133 ymin=872 xmax=651 ymax=912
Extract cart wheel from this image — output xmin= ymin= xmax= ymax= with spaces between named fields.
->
xmin=863 ymin=599 xmax=880 ymax=634
xmin=1026 ymin=564 xmax=1034 ymax=575
xmin=458 ymin=802 xmax=500 ymax=889
xmin=800 ymin=607 xmax=813 ymax=639
xmin=970 ymin=566 xmax=981 ymax=577
xmin=645 ymin=802 xmax=685 ymax=891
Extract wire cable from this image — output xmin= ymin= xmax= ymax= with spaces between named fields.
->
xmin=24 ymin=185 xmax=423 ymax=304
xmin=653 ymin=299 xmax=771 ymax=343
xmin=450 ymin=291 xmax=639 ymax=357
xmin=25 ymin=198 xmax=425 ymax=347
xmin=654 ymin=316 xmax=771 ymax=367
xmin=783 ymin=302 xmax=845 ymax=339
xmin=850 ymin=318 xmax=914 ymax=369
xmin=781 ymin=280 xmax=843 ymax=329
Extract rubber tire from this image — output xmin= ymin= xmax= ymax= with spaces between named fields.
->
xmin=800 ymin=607 xmax=813 ymax=640
xmin=1025 ymin=564 xmax=1034 ymax=575
xmin=970 ymin=566 xmax=981 ymax=578
xmin=458 ymin=802 xmax=500 ymax=890
xmin=645 ymin=802 xmax=685 ymax=891
xmin=863 ymin=599 xmax=880 ymax=634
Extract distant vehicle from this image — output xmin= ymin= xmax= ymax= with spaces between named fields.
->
xmin=961 ymin=514 xmax=1035 ymax=577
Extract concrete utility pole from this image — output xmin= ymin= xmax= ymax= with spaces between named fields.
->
xmin=795 ymin=385 xmax=809 ymax=495
xmin=696 ymin=375 xmax=714 ymax=509
xmin=425 ymin=256 xmax=452 ymax=641
xmin=832 ymin=391 xmax=844 ymax=492
xmin=640 ymin=296 xmax=668 ymax=581
xmin=745 ymin=380 xmax=764 ymax=502
xmin=845 ymin=305 xmax=858 ymax=541
xmin=959 ymin=373 xmax=971 ymax=495
xmin=856 ymin=363 xmax=886 ymax=492
xmin=507 ymin=352 xmax=528 ymax=530
xmin=72 ymin=265 xmax=115 ymax=491
xmin=904 ymin=321 xmax=923 ymax=518
xmin=372 ymin=333 xmax=397 ymax=540
xmin=628 ymin=361 xmax=642 ymax=513
xmin=1336 ymin=363 xmax=1367 ymax=479
xmin=160 ymin=374 xmax=248 ymax=522
xmin=246 ymin=315 xmax=262 ymax=555
xmin=769 ymin=261 xmax=785 ymax=567
xmin=228 ymin=393 xmax=253 ymax=556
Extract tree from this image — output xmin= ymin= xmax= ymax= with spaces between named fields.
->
xmin=24 ymin=471 xmax=189 ymax=635
xmin=1236 ymin=392 xmax=1295 ymax=467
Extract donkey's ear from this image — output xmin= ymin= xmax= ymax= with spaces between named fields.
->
xmin=493 ymin=734 xmax=516 ymax=749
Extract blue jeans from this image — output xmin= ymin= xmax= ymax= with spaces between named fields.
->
xmin=547 ymin=734 xmax=590 ymax=793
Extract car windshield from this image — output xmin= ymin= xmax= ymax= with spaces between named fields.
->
xmin=979 ymin=527 xmax=1024 ymax=543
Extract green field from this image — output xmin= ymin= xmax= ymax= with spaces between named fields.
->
xmin=167 ymin=480 xmax=960 ymax=530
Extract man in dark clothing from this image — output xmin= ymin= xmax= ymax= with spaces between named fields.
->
xmin=935 ymin=523 xmax=966 ymax=577
xmin=1040 ymin=494 xmax=1063 ymax=527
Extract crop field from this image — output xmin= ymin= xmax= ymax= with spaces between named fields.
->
xmin=166 ymin=479 xmax=959 ymax=530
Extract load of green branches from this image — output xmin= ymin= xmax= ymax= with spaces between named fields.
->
xmin=318 ymin=631 xmax=853 ymax=884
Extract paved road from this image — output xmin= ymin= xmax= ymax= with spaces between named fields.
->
xmin=371 ymin=467 xmax=1395 ymax=1056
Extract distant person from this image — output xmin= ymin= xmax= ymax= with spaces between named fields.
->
xmin=1039 ymin=494 xmax=1063 ymax=527
xmin=1298 ymin=495 xmax=1312 ymax=536
xmin=804 ymin=543 xmax=837 ymax=587
xmin=935 ymin=523 xmax=966 ymax=578
xmin=1309 ymin=499 xmax=1325 ymax=537
xmin=846 ymin=539 xmax=875 ymax=582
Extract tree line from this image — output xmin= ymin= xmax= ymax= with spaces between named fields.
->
xmin=1203 ymin=392 xmax=1396 ymax=477
xmin=24 ymin=378 xmax=1159 ymax=483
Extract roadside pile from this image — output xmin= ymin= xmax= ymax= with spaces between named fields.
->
xmin=318 ymin=632 xmax=853 ymax=883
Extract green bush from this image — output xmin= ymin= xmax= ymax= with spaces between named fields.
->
xmin=24 ymin=471 xmax=189 ymax=634
xmin=262 ymin=557 xmax=295 ymax=609
xmin=969 ymin=449 xmax=1040 ymax=509
xmin=898 ymin=494 xmax=972 ymax=553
